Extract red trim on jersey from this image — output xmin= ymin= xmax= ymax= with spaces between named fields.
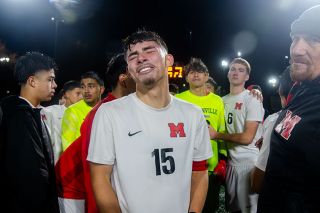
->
xmin=55 ymin=93 xmax=117 ymax=213
xmin=192 ymin=160 xmax=207 ymax=171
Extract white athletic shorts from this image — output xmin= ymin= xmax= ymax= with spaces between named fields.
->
xmin=58 ymin=197 xmax=85 ymax=213
xmin=225 ymin=163 xmax=258 ymax=213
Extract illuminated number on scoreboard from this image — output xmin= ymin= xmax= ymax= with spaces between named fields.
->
xmin=168 ymin=66 xmax=183 ymax=78
xmin=152 ymin=148 xmax=176 ymax=176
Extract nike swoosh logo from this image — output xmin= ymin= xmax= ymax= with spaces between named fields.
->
xmin=128 ymin=131 xmax=142 ymax=137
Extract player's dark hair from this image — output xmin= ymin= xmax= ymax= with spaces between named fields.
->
xmin=123 ymin=29 xmax=168 ymax=57
xmin=105 ymin=53 xmax=127 ymax=90
xmin=81 ymin=71 xmax=104 ymax=87
xmin=61 ymin=80 xmax=81 ymax=95
xmin=14 ymin=51 xmax=57 ymax=85
xmin=184 ymin=57 xmax=209 ymax=75
xmin=207 ymin=76 xmax=217 ymax=88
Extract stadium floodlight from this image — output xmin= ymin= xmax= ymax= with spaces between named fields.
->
xmin=237 ymin=51 xmax=242 ymax=57
xmin=221 ymin=59 xmax=229 ymax=68
xmin=268 ymin=77 xmax=278 ymax=87
xmin=0 ymin=57 xmax=10 ymax=63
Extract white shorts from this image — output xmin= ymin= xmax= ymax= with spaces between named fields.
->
xmin=225 ymin=163 xmax=258 ymax=213
xmin=58 ymin=197 xmax=85 ymax=213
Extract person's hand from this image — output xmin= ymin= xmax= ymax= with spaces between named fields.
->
xmin=249 ymin=89 xmax=263 ymax=102
xmin=208 ymin=125 xmax=218 ymax=139
xmin=213 ymin=160 xmax=227 ymax=184
xmin=255 ymin=137 xmax=263 ymax=150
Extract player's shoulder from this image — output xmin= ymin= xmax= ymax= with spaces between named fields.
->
xmin=172 ymin=96 xmax=203 ymax=114
xmin=264 ymin=112 xmax=280 ymax=125
xmin=208 ymin=92 xmax=224 ymax=103
xmin=243 ymin=90 xmax=261 ymax=105
xmin=175 ymin=90 xmax=190 ymax=99
xmin=99 ymin=94 xmax=132 ymax=111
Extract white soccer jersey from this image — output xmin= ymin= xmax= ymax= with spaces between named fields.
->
xmin=255 ymin=112 xmax=279 ymax=172
xmin=42 ymin=104 xmax=66 ymax=164
xmin=222 ymin=90 xmax=264 ymax=165
xmin=87 ymin=93 xmax=212 ymax=213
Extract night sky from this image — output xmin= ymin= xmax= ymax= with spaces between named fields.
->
xmin=0 ymin=0 xmax=318 ymax=111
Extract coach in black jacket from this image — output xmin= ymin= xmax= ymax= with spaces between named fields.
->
xmin=0 ymin=52 xmax=59 ymax=213
xmin=258 ymin=5 xmax=320 ymax=213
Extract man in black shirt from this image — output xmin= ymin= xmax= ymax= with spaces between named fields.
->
xmin=258 ymin=5 xmax=320 ymax=213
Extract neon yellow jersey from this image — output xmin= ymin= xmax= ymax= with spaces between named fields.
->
xmin=175 ymin=90 xmax=226 ymax=171
xmin=61 ymin=99 xmax=92 ymax=151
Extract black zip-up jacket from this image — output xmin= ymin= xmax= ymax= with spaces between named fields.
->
xmin=258 ymin=79 xmax=320 ymax=213
xmin=0 ymin=96 xmax=59 ymax=213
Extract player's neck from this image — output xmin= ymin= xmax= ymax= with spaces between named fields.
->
xmin=136 ymin=83 xmax=171 ymax=109
xmin=20 ymin=88 xmax=40 ymax=107
xmin=189 ymin=86 xmax=207 ymax=96
xmin=111 ymin=86 xmax=126 ymax=99
xmin=229 ymin=84 xmax=245 ymax=95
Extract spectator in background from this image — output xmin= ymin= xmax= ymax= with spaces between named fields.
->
xmin=61 ymin=71 xmax=104 ymax=151
xmin=0 ymin=52 xmax=59 ymax=212
xmin=205 ymin=76 xmax=218 ymax=94
xmin=43 ymin=80 xmax=82 ymax=163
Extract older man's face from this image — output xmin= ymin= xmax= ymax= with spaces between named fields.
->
xmin=290 ymin=34 xmax=320 ymax=81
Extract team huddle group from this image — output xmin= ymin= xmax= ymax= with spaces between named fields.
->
xmin=1 ymin=5 xmax=320 ymax=213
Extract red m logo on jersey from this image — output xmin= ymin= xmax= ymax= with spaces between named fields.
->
xmin=168 ymin=123 xmax=186 ymax=138
xmin=275 ymin=110 xmax=301 ymax=140
xmin=234 ymin=102 xmax=243 ymax=110
xmin=41 ymin=114 xmax=47 ymax=120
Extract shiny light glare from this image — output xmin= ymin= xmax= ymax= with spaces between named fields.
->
xmin=0 ymin=57 xmax=10 ymax=62
xmin=237 ymin=51 xmax=242 ymax=57
xmin=221 ymin=60 xmax=229 ymax=68
xmin=268 ymin=77 xmax=278 ymax=87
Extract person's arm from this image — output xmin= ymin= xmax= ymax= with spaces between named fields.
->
xmin=251 ymin=167 xmax=265 ymax=193
xmin=210 ymin=120 xmax=259 ymax=145
xmin=189 ymin=170 xmax=208 ymax=213
xmin=90 ymin=162 xmax=121 ymax=213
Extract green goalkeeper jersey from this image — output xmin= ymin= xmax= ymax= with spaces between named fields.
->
xmin=175 ymin=90 xmax=226 ymax=171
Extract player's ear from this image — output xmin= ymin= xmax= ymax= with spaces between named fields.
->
xmin=165 ymin=54 xmax=174 ymax=67
xmin=99 ymin=86 xmax=105 ymax=94
xmin=245 ymin=73 xmax=249 ymax=81
xmin=119 ymin=73 xmax=128 ymax=87
xmin=27 ymin=76 xmax=36 ymax=88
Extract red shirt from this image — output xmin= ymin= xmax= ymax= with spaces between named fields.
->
xmin=55 ymin=93 xmax=117 ymax=213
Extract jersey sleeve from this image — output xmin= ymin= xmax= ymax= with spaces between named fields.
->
xmin=61 ymin=107 xmax=80 ymax=151
xmin=87 ymin=106 xmax=115 ymax=165
xmin=246 ymin=96 xmax=264 ymax=122
xmin=193 ymin=112 xmax=213 ymax=162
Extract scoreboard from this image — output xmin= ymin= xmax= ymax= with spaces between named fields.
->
xmin=168 ymin=66 xmax=183 ymax=78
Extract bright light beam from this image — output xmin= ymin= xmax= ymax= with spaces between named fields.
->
xmin=268 ymin=77 xmax=278 ymax=87
xmin=221 ymin=59 xmax=229 ymax=68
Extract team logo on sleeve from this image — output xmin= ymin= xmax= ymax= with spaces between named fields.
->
xmin=234 ymin=102 xmax=243 ymax=110
xmin=275 ymin=110 xmax=301 ymax=140
xmin=168 ymin=123 xmax=186 ymax=138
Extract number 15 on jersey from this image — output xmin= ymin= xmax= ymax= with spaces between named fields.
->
xmin=152 ymin=148 xmax=176 ymax=176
